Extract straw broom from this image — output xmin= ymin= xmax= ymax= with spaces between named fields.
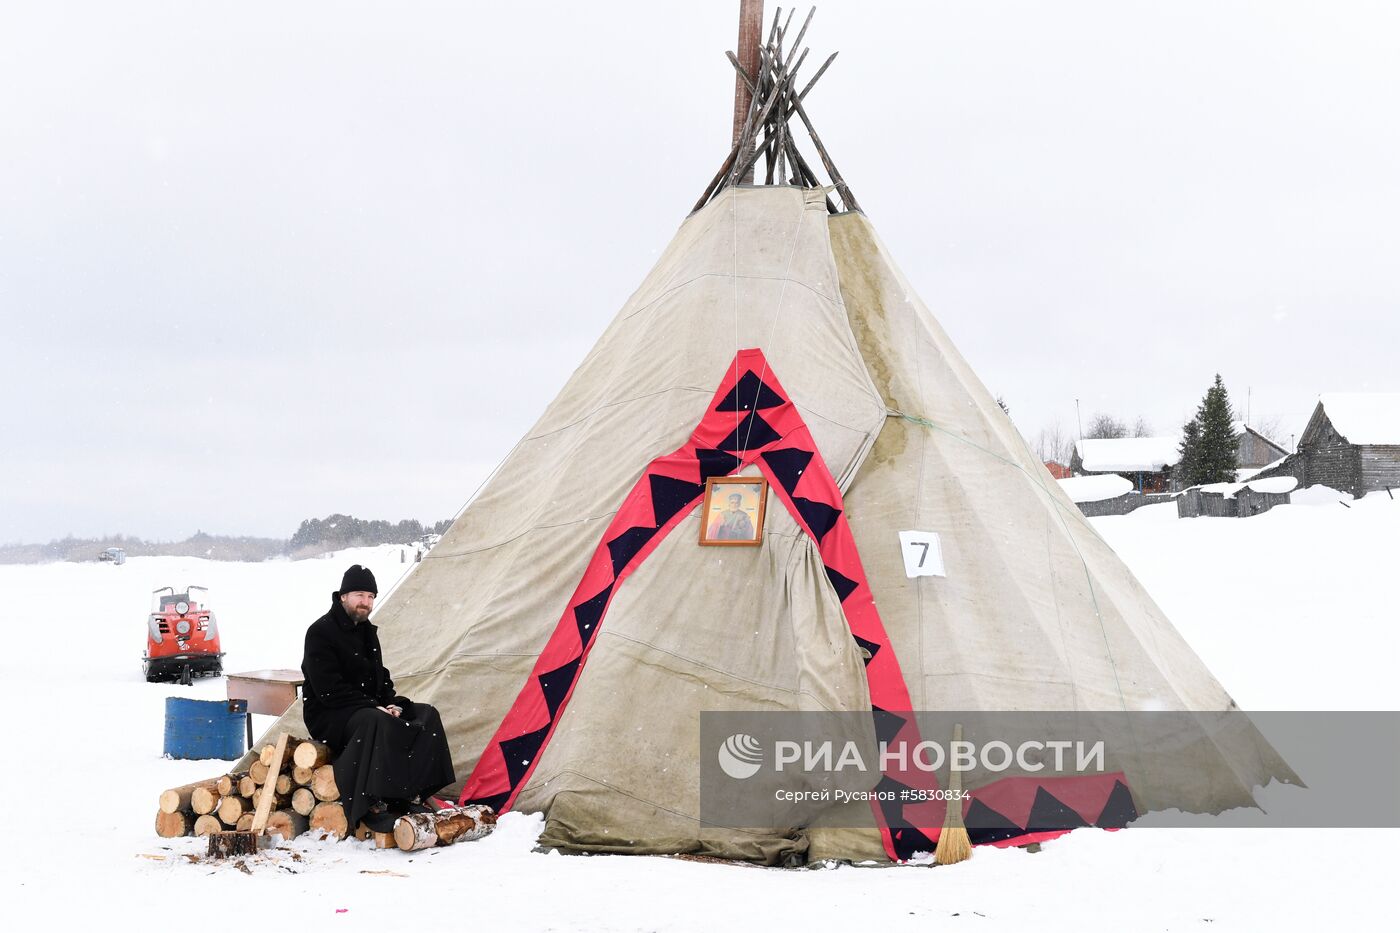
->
xmin=933 ymin=723 xmax=971 ymax=865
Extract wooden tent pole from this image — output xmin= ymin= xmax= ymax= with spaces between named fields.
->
xmin=732 ymin=0 xmax=764 ymax=184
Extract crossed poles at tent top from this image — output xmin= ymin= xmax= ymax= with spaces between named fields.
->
xmin=693 ymin=6 xmax=861 ymax=216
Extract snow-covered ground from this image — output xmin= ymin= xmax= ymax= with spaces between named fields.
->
xmin=3 ymin=499 xmax=1397 ymax=931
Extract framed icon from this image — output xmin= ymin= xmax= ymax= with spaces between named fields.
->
xmin=699 ymin=476 xmax=768 ymax=547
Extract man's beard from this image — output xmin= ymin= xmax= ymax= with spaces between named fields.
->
xmin=344 ymin=604 xmax=371 ymax=623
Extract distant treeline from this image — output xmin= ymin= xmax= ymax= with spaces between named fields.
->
xmin=0 ymin=514 xmax=453 ymax=564
xmin=286 ymin=515 xmax=452 ymax=559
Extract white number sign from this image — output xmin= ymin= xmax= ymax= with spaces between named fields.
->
xmin=898 ymin=530 xmax=945 ymax=578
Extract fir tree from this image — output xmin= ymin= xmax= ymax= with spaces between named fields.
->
xmin=1179 ymin=374 xmax=1239 ymax=486
xmin=1177 ymin=418 xmax=1203 ymax=487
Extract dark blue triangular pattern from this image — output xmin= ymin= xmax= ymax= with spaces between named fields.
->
xmin=696 ymin=448 xmax=742 ymax=484
xmin=824 ymin=566 xmax=859 ymax=603
xmin=649 ymin=474 xmax=703 ymax=527
xmin=1025 ymin=787 xmax=1090 ymax=833
xmin=500 ymin=725 xmax=550 ymax=789
xmin=793 ymin=496 xmax=841 ymax=544
xmin=964 ymin=799 xmax=1025 ymax=845
xmin=607 ymin=525 xmax=657 ymax=576
xmin=573 ymin=584 xmax=613 ymax=646
xmin=870 ymin=705 xmax=907 ymax=747
xmin=463 ymin=790 xmax=510 ymax=814
xmin=537 ymin=657 xmax=582 ymax=721
xmin=760 ymin=447 xmax=813 ymax=495
xmin=1096 ymin=780 xmax=1138 ymax=828
xmin=717 ymin=412 xmax=782 ymax=452
xmin=714 ymin=370 xmax=786 ymax=412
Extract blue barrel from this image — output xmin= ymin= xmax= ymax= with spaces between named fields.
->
xmin=164 ymin=697 xmax=248 ymax=760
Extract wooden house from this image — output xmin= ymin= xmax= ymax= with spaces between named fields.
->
xmin=1234 ymin=423 xmax=1290 ymax=470
xmin=1070 ymin=436 xmax=1180 ymax=494
xmin=1252 ymin=394 xmax=1400 ymax=497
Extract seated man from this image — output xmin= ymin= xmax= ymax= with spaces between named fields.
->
xmin=301 ymin=565 xmax=455 ymax=833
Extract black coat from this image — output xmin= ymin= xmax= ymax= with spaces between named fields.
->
xmin=301 ymin=593 xmax=414 ymax=749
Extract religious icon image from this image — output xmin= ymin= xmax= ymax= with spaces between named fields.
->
xmin=699 ymin=476 xmax=768 ymax=546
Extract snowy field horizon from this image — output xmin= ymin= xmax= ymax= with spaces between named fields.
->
xmin=3 ymin=492 xmax=1396 ymax=931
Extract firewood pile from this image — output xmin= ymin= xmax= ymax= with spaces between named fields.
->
xmin=154 ymin=736 xmax=495 ymax=851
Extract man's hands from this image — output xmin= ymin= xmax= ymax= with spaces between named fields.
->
xmin=377 ymin=704 xmax=403 ymax=718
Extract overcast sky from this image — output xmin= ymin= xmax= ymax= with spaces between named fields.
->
xmin=3 ymin=1 xmax=1397 ymax=543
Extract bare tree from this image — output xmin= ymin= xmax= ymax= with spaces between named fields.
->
xmin=1250 ymin=415 xmax=1287 ymax=449
xmin=1085 ymin=413 xmax=1128 ymax=439
xmin=1131 ymin=416 xmax=1154 ymax=438
xmin=1030 ymin=419 xmax=1074 ymax=465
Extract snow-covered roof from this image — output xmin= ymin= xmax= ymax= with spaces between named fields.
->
xmin=1076 ymin=436 xmax=1180 ymax=472
xmin=1248 ymin=476 xmax=1298 ymax=495
xmin=1194 ymin=476 xmax=1299 ymax=499
xmin=1058 ymin=474 xmax=1134 ymax=503
xmin=1318 ymin=393 xmax=1400 ymax=445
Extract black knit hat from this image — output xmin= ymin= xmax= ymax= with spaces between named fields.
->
xmin=339 ymin=564 xmax=378 ymax=596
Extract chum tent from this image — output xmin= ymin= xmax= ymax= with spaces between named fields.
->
xmin=250 ymin=6 xmax=1295 ymax=863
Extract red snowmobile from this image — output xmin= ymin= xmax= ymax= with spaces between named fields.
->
xmin=143 ymin=586 xmax=224 ymax=685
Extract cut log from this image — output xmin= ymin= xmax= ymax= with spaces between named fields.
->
xmin=274 ymin=773 xmax=293 ymax=796
xmin=238 ymin=775 xmax=257 ymax=798
xmin=236 ymin=813 xmax=254 ymax=831
xmin=265 ymin=808 xmax=309 ymax=841
xmin=291 ymin=787 xmax=317 ymax=817
xmin=392 ymin=806 xmax=496 ymax=851
xmin=311 ymin=764 xmax=339 ymax=801
xmin=155 ymin=809 xmax=193 ymax=838
xmin=249 ymin=760 xmax=269 ymax=784
xmin=438 ymin=804 xmax=497 ymax=846
xmin=216 ymin=772 xmax=245 ymax=798
xmin=309 ymin=802 xmax=348 ymax=840
xmin=158 ymin=779 xmax=219 ymax=815
xmin=392 ymin=812 xmax=437 ymax=851
xmin=217 ymin=795 xmax=253 ymax=826
xmin=260 ymin=740 xmax=298 ymax=772
xmin=207 ymin=831 xmax=258 ymax=859
xmin=292 ymin=766 xmax=315 ymax=786
xmin=292 ymin=740 xmax=332 ymax=770
xmin=193 ymin=814 xmax=224 ymax=836
xmin=191 ymin=786 xmax=221 ymax=816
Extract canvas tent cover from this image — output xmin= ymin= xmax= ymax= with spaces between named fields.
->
xmin=256 ymin=186 xmax=1293 ymax=862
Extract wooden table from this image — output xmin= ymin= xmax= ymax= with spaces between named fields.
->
xmin=226 ymin=669 xmax=304 ymax=749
